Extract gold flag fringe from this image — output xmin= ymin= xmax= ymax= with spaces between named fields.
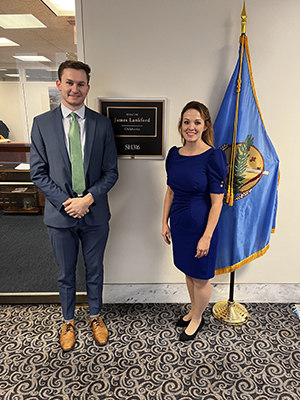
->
xmin=244 ymin=35 xmax=266 ymax=130
xmin=215 ymin=243 xmax=270 ymax=276
xmin=244 ymin=35 xmax=280 ymax=234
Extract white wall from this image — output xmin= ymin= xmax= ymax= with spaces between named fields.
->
xmin=75 ymin=0 xmax=299 ymax=284
xmin=24 ymin=83 xmax=57 ymax=134
xmin=0 ymin=81 xmax=55 ymax=142
xmin=0 ymin=83 xmax=25 ymax=142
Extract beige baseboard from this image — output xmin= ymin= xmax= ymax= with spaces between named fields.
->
xmin=1 ymin=283 xmax=299 ymax=304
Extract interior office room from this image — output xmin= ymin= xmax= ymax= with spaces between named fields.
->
xmin=0 ymin=0 xmax=299 ymax=399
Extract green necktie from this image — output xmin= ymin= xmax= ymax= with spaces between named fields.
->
xmin=69 ymin=112 xmax=85 ymax=195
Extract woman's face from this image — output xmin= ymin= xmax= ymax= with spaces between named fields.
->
xmin=181 ymin=108 xmax=207 ymax=144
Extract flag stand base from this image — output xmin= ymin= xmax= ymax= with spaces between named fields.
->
xmin=212 ymin=300 xmax=249 ymax=326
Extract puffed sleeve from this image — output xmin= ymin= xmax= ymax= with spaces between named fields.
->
xmin=165 ymin=146 xmax=177 ymax=174
xmin=207 ymin=148 xmax=227 ymax=194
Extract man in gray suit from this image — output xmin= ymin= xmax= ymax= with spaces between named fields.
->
xmin=30 ymin=60 xmax=118 ymax=351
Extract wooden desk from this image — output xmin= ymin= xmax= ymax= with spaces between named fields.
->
xmin=0 ymin=142 xmax=31 ymax=163
xmin=0 ymin=163 xmax=44 ymax=213
xmin=0 ymin=141 xmax=46 ymax=213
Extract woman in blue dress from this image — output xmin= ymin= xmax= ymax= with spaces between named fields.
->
xmin=162 ymin=101 xmax=227 ymax=342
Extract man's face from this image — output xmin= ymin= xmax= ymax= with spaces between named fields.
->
xmin=56 ymin=68 xmax=90 ymax=110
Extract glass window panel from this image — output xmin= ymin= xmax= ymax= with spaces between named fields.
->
xmin=25 ymin=69 xmax=57 ymax=82
xmin=0 ymin=1 xmax=77 ymax=143
xmin=0 ymin=69 xmax=20 ymax=82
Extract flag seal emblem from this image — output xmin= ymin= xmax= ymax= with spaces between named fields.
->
xmin=220 ymin=135 xmax=268 ymax=201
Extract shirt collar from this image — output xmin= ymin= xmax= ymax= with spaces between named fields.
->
xmin=61 ymin=103 xmax=85 ymax=120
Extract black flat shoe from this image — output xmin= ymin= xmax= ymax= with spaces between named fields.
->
xmin=179 ymin=317 xmax=205 ymax=342
xmin=175 ymin=316 xmax=191 ymax=327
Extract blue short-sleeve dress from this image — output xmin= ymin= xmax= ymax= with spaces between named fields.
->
xmin=166 ymin=146 xmax=227 ymax=279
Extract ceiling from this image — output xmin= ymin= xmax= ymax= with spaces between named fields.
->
xmin=0 ymin=0 xmax=77 ymax=70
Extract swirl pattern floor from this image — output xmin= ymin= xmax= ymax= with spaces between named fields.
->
xmin=0 ymin=303 xmax=299 ymax=400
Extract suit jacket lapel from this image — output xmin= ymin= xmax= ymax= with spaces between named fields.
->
xmin=52 ymin=106 xmax=71 ymax=171
xmin=84 ymin=107 xmax=96 ymax=174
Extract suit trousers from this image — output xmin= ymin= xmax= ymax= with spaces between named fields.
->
xmin=47 ymin=220 xmax=109 ymax=321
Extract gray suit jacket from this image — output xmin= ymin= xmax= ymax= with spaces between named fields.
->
xmin=30 ymin=105 xmax=118 ymax=228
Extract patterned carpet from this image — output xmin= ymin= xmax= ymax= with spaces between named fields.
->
xmin=0 ymin=303 xmax=299 ymax=400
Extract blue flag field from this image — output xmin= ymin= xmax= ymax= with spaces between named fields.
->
xmin=214 ymin=34 xmax=280 ymax=275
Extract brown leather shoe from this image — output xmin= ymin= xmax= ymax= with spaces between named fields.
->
xmin=90 ymin=316 xmax=108 ymax=345
xmin=60 ymin=320 xmax=75 ymax=351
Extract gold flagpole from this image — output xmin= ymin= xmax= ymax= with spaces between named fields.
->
xmin=212 ymin=2 xmax=249 ymax=326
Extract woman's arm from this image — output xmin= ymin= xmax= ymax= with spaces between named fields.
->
xmin=162 ymin=186 xmax=174 ymax=245
xmin=195 ymin=193 xmax=224 ymax=258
